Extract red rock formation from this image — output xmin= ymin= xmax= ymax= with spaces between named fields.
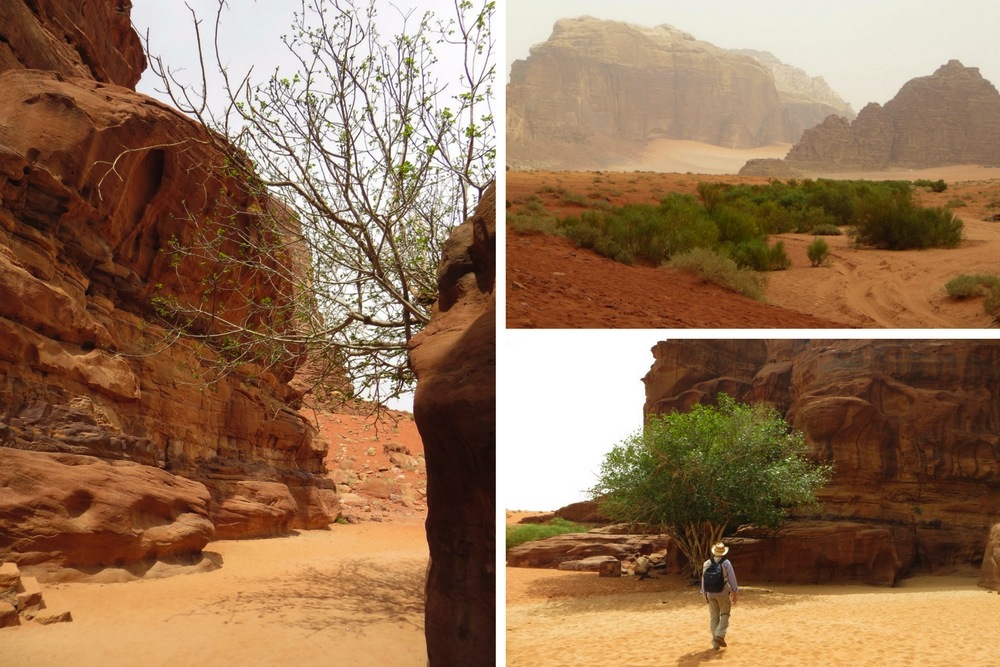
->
xmin=0 ymin=0 xmax=336 ymax=576
xmin=507 ymin=17 xmax=853 ymax=170
xmin=743 ymin=60 xmax=1000 ymax=174
xmin=980 ymin=523 xmax=1000 ymax=590
xmin=410 ymin=183 xmax=495 ymax=666
xmin=643 ymin=340 xmax=1000 ymax=585
xmin=507 ymin=531 xmax=677 ymax=570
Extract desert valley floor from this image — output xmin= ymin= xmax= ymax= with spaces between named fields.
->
xmin=507 ymin=162 xmax=1000 ymax=329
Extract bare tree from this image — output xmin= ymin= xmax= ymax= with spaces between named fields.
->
xmin=140 ymin=0 xmax=495 ymax=407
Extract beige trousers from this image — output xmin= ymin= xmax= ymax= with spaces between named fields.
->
xmin=707 ymin=593 xmax=732 ymax=639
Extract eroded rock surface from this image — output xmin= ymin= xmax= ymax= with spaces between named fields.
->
xmin=507 ymin=16 xmax=853 ymax=169
xmin=410 ymin=183 xmax=495 ymax=665
xmin=0 ymin=0 xmax=336 ymax=577
xmin=643 ymin=340 xmax=1000 ymax=585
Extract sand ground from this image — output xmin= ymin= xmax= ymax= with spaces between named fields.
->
xmin=2 ymin=523 xmax=429 ymax=667
xmin=506 ymin=567 xmax=999 ymax=667
xmin=507 ymin=159 xmax=1000 ymax=329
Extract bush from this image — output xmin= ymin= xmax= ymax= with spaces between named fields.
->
xmin=944 ymin=274 xmax=1000 ymax=321
xmin=506 ymin=517 xmax=591 ymax=552
xmin=809 ymin=224 xmax=842 ymax=236
xmin=914 ymin=178 xmax=948 ymax=193
xmin=807 ymin=237 xmax=830 ymax=267
xmin=666 ymin=248 xmax=767 ymax=301
xmin=851 ymin=190 xmax=963 ymax=249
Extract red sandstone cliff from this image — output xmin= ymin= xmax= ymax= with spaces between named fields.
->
xmin=642 ymin=340 xmax=1000 ymax=587
xmin=0 ymin=0 xmax=337 ymax=579
xmin=507 ymin=17 xmax=853 ymax=170
xmin=410 ymin=183 xmax=495 ymax=665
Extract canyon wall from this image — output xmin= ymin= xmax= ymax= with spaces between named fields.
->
xmin=643 ymin=340 xmax=1000 ymax=587
xmin=0 ymin=0 xmax=337 ymax=579
xmin=410 ymin=183 xmax=496 ymax=665
xmin=743 ymin=60 xmax=1000 ymax=174
xmin=507 ymin=17 xmax=853 ymax=170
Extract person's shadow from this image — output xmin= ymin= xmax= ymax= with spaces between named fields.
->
xmin=675 ymin=647 xmax=726 ymax=665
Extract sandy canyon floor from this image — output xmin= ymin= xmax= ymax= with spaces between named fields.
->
xmin=507 ymin=156 xmax=1000 ymax=329
xmin=506 ymin=566 xmax=999 ymax=667
xmin=2 ymin=411 xmax=430 ymax=667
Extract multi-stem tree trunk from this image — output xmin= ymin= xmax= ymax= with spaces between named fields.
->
xmin=669 ymin=520 xmax=726 ymax=579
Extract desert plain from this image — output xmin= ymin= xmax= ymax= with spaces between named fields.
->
xmin=507 ymin=143 xmax=1000 ymax=329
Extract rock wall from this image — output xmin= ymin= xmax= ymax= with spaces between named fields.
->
xmin=643 ymin=340 xmax=1000 ymax=585
xmin=743 ymin=60 xmax=1000 ymax=174
xmin=0 ymin=0 xmax=337 ymax=577
xmin=507 ymin=17 xmax=853 ymax=170
xmin=410 ymin=183 xmax=495 ymax=666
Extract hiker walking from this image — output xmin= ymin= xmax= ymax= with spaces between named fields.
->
xmin=701 ymin=542 xmax=739 ymax=650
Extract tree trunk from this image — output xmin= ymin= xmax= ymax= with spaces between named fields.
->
xmin=669 ymin=521 xmax=725 ymax=579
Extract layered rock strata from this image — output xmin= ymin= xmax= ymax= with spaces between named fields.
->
xmin=0 ymin=0 xmax=337 ymax=577
xmin=742 ymin=60 xmax=1000 ymax=174
xmin=642 ymin=339 xmax=1000 ymax=586
xmin=410 ymin=183 xmax=496 ymax=665
xmin=507 ymin=17 xmax=853 ymax=169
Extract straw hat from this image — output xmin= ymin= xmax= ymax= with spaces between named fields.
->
xmin=711 ymin=542 xmax=729 ymax=557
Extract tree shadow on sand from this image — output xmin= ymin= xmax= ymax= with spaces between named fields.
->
xmin=202 ymin=557 xmax=427 ymax=634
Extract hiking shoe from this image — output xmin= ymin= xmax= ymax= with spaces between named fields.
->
xmin=711 ymin=638 xmax=719 ymax=650
xmin=715 ymin=636 xmax=727 ymax=647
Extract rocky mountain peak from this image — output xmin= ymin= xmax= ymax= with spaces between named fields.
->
xmin=744 ymin=60 xmax=1000 ymax=174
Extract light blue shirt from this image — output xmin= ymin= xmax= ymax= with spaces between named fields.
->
xmin=700 ymin=557 xmax=738 ymax=594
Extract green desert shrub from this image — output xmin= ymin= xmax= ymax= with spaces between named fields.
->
xmin=666 ymin=248 xmax=767 ymax=301
xmin=944 ymin=274 xmax=1000 ymax=321
xmin=914 ymin=178 xmax=948 ymax=193
xmin=809 ymin=224 xmax=842 ymax=236
xmin=506 ymin=517 xmax=591 ymax=552
xmin=807 ymin=237 xmax=830 ymax=267
xmin=725 ymin=239 xmax=791 ymax=271
xmin=851 ymin=190 xmax=962 ymax=249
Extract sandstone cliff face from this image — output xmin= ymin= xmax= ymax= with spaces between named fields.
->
xmin=0 ymin=0 xmax=336 ymax=577
xmin=643 ymin=340 xmax=1000 ymax=586
xmin=410 ymin=183 xmax=495 ymax=666
xmin=746 ymin=60 xmax=1000 ymax=174
xmin=507 ymin=17 xmax=853 ymax=169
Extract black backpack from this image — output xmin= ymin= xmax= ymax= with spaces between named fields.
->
xmin=703 ymin=558 xmax=727 ymax=593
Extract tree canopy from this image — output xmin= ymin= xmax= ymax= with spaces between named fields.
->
xmin=590 ymin=394 xmax=832 ymax=576
xmin=142 ymin=0 xmax=495 ymax=408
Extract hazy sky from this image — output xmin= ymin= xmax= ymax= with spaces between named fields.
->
xmin=499 ymin=330 xmax=669 ymax=511
xmin=506 ymin=0 xmax=1000 ymax=112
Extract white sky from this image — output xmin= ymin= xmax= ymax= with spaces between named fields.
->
xmin=498 ymin=330 xmax=668 ymax=511
xmin=506 ymin=0 xmax=1000 ymax=112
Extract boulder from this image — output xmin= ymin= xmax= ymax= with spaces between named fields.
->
xmin=507 ymin=531 xmax=676 ymax=570
xmin=410 ymin=182 xmax=495 ymax=666
xmin=0 ymin=448 xmax=213 ymax=579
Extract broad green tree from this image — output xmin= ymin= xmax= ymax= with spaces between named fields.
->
xmin=141 ymin=0 xmax=495 ymax=406
xmin=591 ymin=394 xmax=832 ymax=577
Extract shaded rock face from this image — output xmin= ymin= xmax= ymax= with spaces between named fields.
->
xmin=507 ymin=17 xmax=853 ymax=169
xmin=410 ymin=183 xmax=495 ymax=666
xmin=643 ymin=340 xmax=1000 ymax=585
xmin=0 ymin=1 xmax=336 ymax=576
xmin=745 ymin=60 xmax=1000 ymax=174
xmin=980 ymin=523 xmax=1000 ymax=590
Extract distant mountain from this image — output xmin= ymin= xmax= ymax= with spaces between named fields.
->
xmin=742 ymin=60 xmax=1000 ymax=174
xmin=506 ymin=16 xmax=854 ymax=170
